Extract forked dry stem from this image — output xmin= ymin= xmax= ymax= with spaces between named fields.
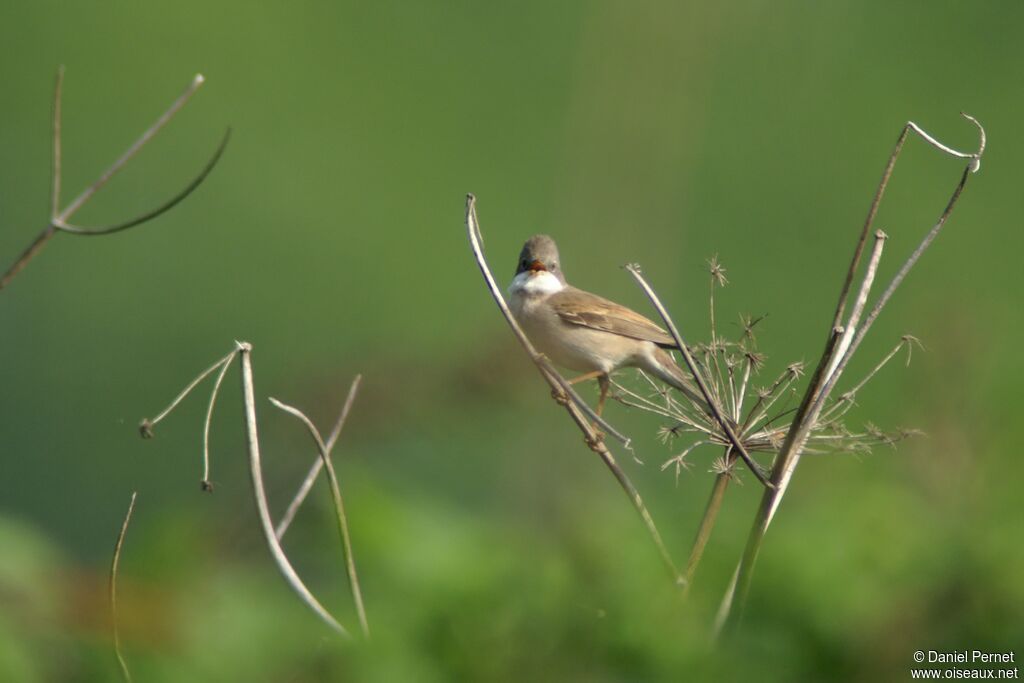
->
xmin=0 ymin=70 xmax=226 ymax=291
xmin=716 ymin=114 xmax=985 ymax=637
xmin=270 ymin=397 xmax=370 ymax=638
xmin=140 ymin=344 xmax=352 ymax=637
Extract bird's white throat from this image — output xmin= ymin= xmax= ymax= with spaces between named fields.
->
xmin=508 ymin=270 xmax=565 ymax=298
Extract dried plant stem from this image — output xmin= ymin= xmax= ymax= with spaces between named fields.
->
xmin=109 ymin=491 xmax=137 ymax=683
xmin=270 ymin=397 xmax=370 ymax=638
xmin=681 ymin=366 xmax=799 ymax=592
xmin=200 ymin=351 xmax=234 ymax=490
xmin=276 ymin=375 xmax=362 ymax=540
xmin=830 ymin=115 xmax=984 ymax=329
xmin=54 ymin=129 xmax=231 ymax=236
xmin=140 ymin=349 xmax=235 ymax=438
xmin=825 ymin=231 xmax=888 ymax=382
xmin=821 ymin=336 xmax=915 ymax=424
xmin=238 ymin=343 xmax=350 ymax=638
xmin=61 ymin=74 xmax=205 ymax=220
xmin=465 ymin=194 xmax=683 ymax=588
xmin=0 ymin=71 xmax=226 ymax=291
xmin=682 ymin=472 xmax=730 ymax=595
xmin=625 ymin=265 xmax=771 ymax=488
xmin=716 ymin=115 xmax=985 ymax=637
xmin=713 ymin=327 xmax=843 ymax=634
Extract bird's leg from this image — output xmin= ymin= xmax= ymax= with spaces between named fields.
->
xmin=585 ymin=374 xmax=611 ymax=441
xmin=551 ymin=369 xmax=604 ymax=403
xmin=595 ymin=374 xmax=610 ymax=417
xmin=567 ymin=370 xmax=605 ymax=386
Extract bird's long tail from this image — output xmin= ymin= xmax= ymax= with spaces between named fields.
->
xmin=649 ymin=347 xmax=711 ymax=413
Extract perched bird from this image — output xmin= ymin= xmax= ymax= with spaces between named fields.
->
xmin=507 ymin=234 xmax=707 ymax=415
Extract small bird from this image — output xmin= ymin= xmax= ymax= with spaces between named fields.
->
xmin=508 ymin=234 xmax=707 ymax=416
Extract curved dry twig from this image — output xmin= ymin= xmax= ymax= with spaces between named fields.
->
xmin=200 ymin=347 xmax=235 ymax=491
xmin=139 ymin=349 xmax=235 ymax=439
xmin=109 ymin=491 xmax=137 ymax=683
xmin=0 ymin=71 xmax=226 ymax=291
xmin=270 ymin=396 xmax=370 ymax=638
xmin=717 ymin=114 xmax=986 ymax=638
xmin=55 ymin=128 xmax=231 ymax=236
xmin=237 ymin=343 xmax=350 ymax=638
xmin=59 ymin=74 xmax=207 ymax=221
xmin=276 ymin=375 xmax=362 ymax=540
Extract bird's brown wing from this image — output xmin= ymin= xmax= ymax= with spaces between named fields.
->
xmin=549 ymin=287 xmax=677 ymax=347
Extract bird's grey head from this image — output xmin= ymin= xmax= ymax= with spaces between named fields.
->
xmin=515 ymin=234 xmax=567 ymax=284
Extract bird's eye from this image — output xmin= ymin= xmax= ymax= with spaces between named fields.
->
xmin=521 ymin=259 xmax=529 ymax=269
xmin=551 ymin=262 xmax=558 ymax=270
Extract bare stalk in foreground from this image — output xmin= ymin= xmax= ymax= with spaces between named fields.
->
xmin=109 ymin=491 xmax=138 ymax=683
xmin=270 ymin=396 xmax=370 ymax=638
xmin=276 ymin=375 xmax=362 ymax=540
xmin=237 ymin=343 xmax=350 ymax=637
xmin=140 ymin=343 xmax=359 ymax=638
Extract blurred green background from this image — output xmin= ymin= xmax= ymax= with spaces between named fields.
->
xmin=1 ymin=1 xmax=1021 ymax=681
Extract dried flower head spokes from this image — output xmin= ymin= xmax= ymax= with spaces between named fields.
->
xmin=612 ymin=259 xmax=921 ymax=480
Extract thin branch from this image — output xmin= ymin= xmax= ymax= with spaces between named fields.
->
xmin=741 ymin=365 xmax=803 ymax=435
xmin=678 ymin=362 xmax=797 ymax=596
xmin=237 ymin=342 xmax=350 ymax=638
xmin=0 ymin=227 xmax=59 ymax=291
xmin=682 ymin=472 xmax=729 ymax=597
xmin=276 ymin=375 xmax=362 ymax=540
xmin=0 ymin=72 xmax=225 ymax=292
xmin=830 ymin=115 xmax=983 ymax=330
xmin=813 ymin=163 xmax=975 ymax=411
xmin=825 ymin=230 xmax=888 ymax=384
xmin=624 ymin=265 xmax=771 ymax=488
xmin=109 ymin=491 xmax=137 ymax=683
xmin=822 ymin=336 xmax=917 ymax=423
xmin=54 ymin=128 xmax=231 ymax=236
xmin=200 ymin=348 xmax=234 ymax=491
xmin=465 ymin=194 xmax=683 ymax=588
xmin=59 ymin=74 xmax=206 ymax=221
xmin=270 ymin=397 xmax=370 ymax=638
xmin=139 ymin=350 xmax=235 ymax=438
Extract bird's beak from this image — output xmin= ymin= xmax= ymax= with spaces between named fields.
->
xmin=528 ymin=260 xmax=547 ymax=273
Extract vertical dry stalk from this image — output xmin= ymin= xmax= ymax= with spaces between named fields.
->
xmin=237 ymin=343 xmax=351 ymax=638
xmin=716 ymin=115 xmax=985 ymax=636
xmin=465 ymin=194 xmax=683 ymax=588
xmin=109 ymin=491 xmax=138 ymax=683
xmin=270 ymin=396 xmax=370 ymax=638
xmin=681 ymin=356 xmax=804 ymax=593
xmin=0 ymin=69 xmax=228 ymax=291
